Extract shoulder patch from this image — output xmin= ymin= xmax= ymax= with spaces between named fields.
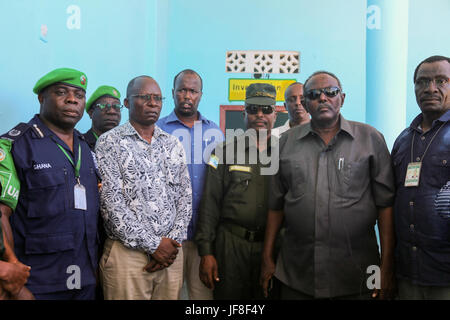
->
xmin=229 ymin=165 xmax=251 ymax=173
xmin=207 ymin=154 xmax=219 ymax=169
xmin=0 ymin=123 xmax=32 ymax=142
xmin=0 ymin=139 xmax=20 ymax=210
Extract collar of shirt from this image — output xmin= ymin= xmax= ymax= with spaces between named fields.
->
xmin=161 ymin=110 xmax=211 ymax=127
xmin=278 ymin=119 xmax=291 ymax=132
xmin=121 ymin=121 xmax=169 ymax=143
xmin=409 ymin=109 xmax=450 ymax=133
xmin=235 ymin=131 xmax=277 ymax=153
xmin=30 ymin=114 xmax=84 ymax=142
xmin=295 ymin=114 xmax=355 ymax=141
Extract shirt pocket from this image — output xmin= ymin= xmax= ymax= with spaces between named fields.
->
xmin=287 ymin=160 xmax=306 ymax=199
xmin=336 ymin=159 xmax=369 ymax=199
xmin=228 ymin=171 xmax=252 ymax=197
xmin=429 ymin=153 xmax=450 ymax=188
xmin=24 ymin=167 xmax=67 ymax=218
xmin=25 ymin=232 xmax=75 ymax=254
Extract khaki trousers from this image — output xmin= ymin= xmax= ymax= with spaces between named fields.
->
xmin=100 ymin=238 xmax=183 ymax=300
xmin=181 ymin=240 xmax=213 ymax=300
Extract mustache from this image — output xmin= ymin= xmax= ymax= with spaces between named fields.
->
xmin=252 ymin=119 xmax=267 ymax=125
xmin=181 ymin=101 xmax=193 ymax=107
xmin=103 ymin=117 xmax=120 ymax=122
xmin=62 ymin=107 xmax=81 ymax=115
xmin=420 ymin=94 xmax=441 ymax=101
xmin=317 ymin=103 xmax=333 ymax=111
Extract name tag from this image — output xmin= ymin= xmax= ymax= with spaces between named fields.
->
xmin=74 ymin=183 xmax=87 ymax=210
xmin=405 ymin=162 xmax=422 ymax=187
xmin=229 ymin=165 xmax=251 ymax=173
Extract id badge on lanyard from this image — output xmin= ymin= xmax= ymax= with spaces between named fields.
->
xmin=56 ymin=142 xmax=87 ymax=210
xmin=74 ymin=182 xmax=87 ymax=210
xmin=405 ymin=123 xmax=445 ymax=187
xmin=405 ymin=162 xmax=422 ymax=187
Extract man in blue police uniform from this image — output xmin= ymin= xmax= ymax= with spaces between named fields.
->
xmin=157 ymin=69 xmax=223 ymax=299
xmin=0 ymin=68 xmax=100 ymax=300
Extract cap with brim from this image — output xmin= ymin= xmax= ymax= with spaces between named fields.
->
xmin=33 ymin=68 xmax=87 ymax=94
xmin=85 ymin=85 xmax=121 ymax=112
xmin=245 ymin=83 xmax=276 ymax=105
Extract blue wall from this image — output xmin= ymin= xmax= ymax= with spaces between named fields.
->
xmin=160 ymin=0 xmax=366 ymax=126
xmin=406 ymin=0 xmax=450 ymax=126
xmin=0 ymin=0 xmax=449 ymax=147
xmin=0 ymin=0 xmax=158 ymax=132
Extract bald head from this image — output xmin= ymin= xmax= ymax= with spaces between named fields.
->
xmin=284 ymin=82 xmax=303 ymax=100
xmin=284 ymin=82 xmax=309 ymax=126
xmin=126 ymin=75 xmax=156 ymax=97
xmin=124 ymin=75 xmax=162 ymax=127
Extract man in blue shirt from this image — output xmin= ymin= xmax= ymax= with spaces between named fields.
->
xmin=157 ymin=69 xmax=223 ymax=299
xmin=392 ymin=55 xmax=450 ymax=299
xmin=0 ymin=68 xmax=100 ymax=299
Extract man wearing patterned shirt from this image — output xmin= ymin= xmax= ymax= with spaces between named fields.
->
xmin=96 ymin=76 xmax=192 ymax=300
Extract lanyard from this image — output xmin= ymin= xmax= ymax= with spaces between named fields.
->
xmin=93 ymin=131 xmax=99 ymax=140
xmin=410 ymin=122 xmax=445 ymax=163
xmin=56 ymin=143 xmax=82 ymax=181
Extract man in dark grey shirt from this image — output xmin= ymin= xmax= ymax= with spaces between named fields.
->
xmin=260 ymin=71 xmax=396 ymax=299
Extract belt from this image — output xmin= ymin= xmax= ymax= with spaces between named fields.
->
xmin=223 ymin=222 xmax=265 ymax=242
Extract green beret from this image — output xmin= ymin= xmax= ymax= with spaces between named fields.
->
xmin=33 ymin=68 xmax=87 ymax=94
xmin=245 ymin=83 xmax=276 ymax=105
xmin=85 ymin=85 xmax=121 ymax=112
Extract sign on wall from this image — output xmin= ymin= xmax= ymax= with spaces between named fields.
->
xmin=228 ymin=78 xmax=296 ymax=102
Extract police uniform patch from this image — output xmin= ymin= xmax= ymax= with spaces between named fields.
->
xmin=0 ymin=148 xmax=5 ymax=162
xmin=8 ymin=129 xmax=21 ymax=137
xmin=229 ymin=165 xmax=251 ymax=173
xmin=208 ymin=154 xmax=219 ymax=169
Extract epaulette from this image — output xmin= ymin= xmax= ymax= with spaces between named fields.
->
xmin=0 ymin=123 xmax=33 ymax=143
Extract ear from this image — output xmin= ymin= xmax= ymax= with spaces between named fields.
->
xmin=87 ymin=108 xmax=94 ymax=119
xmin=124 ymin=98 xmax=130 ymax=109
xmin=283 ymin=102 xmax=288 ymax=111
xmin=340 ymin=92 xmax=346 ymax=108
xmin=38 ymin=92 xmax=45 ymax=105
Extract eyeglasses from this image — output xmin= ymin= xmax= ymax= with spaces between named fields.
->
xmin=415 ymin=77 xmax=449 ymax=89
xmin=245 ymin=105 xmax=275 ymax=115
xmin=305 ymin=86 xmax=341 ymax=100
xmin=94 ymin=103 xmax=123 ymax=112
xmin=130 ymin=94 xmax=165 ymax=102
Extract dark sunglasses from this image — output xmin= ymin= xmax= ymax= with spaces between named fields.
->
xmin=305 ymin=86 xmax=341 ymax=100
xmin=94 ymin=103 xmax=123 ymax=112
xmin=245 ymin=105 xmax=275 ymax=115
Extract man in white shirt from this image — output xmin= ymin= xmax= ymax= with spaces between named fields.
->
xmin=273 ymin=82 xmax=310 ymax=137
xmin=96 ymin=76 xmax=192 ymax=300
